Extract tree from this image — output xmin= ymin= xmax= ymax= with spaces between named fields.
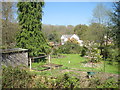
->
xmin=84 ymin=23 xmax=106 ymax=43
xmin=111 ymin=1 xmax=120 ymax=62
xmin=48 ymin=31 xmax=60 ymax=42
xmin=88 ymin=3 xmax=112 ymax=57
xmin=92 ymin=3 xmax=110 ymax=25
xmin=1 ymin=2 xmax=18 ymax=48
xmin=112 ymin=2 xmax=120 ymax=48
xmin=66 ymin=25 xmax=74 ymax=34
xmin=16 ymin=2 xmax=50 ymax=56
xmin=42 ymin=24 xmax=74 ymax=43
xmin=74 ymin=24 xmax=88 ymax=40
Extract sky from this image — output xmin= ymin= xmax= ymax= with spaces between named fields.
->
xmin=42 ymin=2 xmax=113 ymax=26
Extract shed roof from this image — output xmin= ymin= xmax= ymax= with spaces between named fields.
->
xmin=1 ymin=48 xmax=28 ymax=54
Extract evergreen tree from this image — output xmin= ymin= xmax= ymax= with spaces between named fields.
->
xmin=112 ymin=2 xmax=120 ymax=48
xmin=111 ymin=1 xmax=120 ymax=62
xmin=16 ymin=2 xmax=50 ymax=56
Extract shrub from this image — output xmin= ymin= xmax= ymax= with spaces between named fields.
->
xmin=58 ymin=42 xmax=82 ymax=54
xmin=89 ymin=77 xmax=119 ymax=88
xmin=81 ymin=46 xmax=88 ymax=57
xmin=87 ymin=47 xmax=103 ymax=63
xmin=50 ymin=73 xmax=80 ymax=88
xmin=52 ymin=47 xmax=60 ymax=55
xmin=105 ymin=46 xmax=120 ymax=65
xmin=97 ymin=77 xmax=119 ymax=88
xmin=2 ymin=66 xmax=34 ymax=88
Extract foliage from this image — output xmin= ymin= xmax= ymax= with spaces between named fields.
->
xmin=111 ymin=2 xmax=120 ymax=64
xmin=74 ymin=24 xmax=88 ymax=40
xmin=52 ymin=47 xmax=60 ymax=55
xmin=83 ymin=23 xmax=109 ymax=59
xmin=105 ymin=45 xmax=120 ymax=64
xmin=89 ymin=3 xmax=111 ymax=57
xmin=47 ymin=31 xmax=60 ymax=42
xmin=67 ymin=38 xmax=79 ymax=44
xmin=2 ymin=66 xmax=79 ymax=88
xmin=84 ymin=23 xmax=106 ymax=44
xmin=89 ymin=47 xmax=103 ymax=63
xmin=80 ymin=46 xmax=88 ymax=57
xmin=89 ymin=76 xmax=119 ymax=88
xmin=32 ymin=73 xmax=80 ymax=88
xmin=2 ymin=65 xmax=119 ymax=88
xmin=111 ymin=2 xmax=120 ymax=48
xmin=92 ymin=3 xmax=111 ymax=24
xmin=42 ymin=24 xmax=74 ymax=42
xmin=97 ymin=77 xmax=119 ymax=88
xmin=86 ymin=42 xmax=103 ymax=63
xmin=51 ymin=73 xmax=80 ymax=88
xmin=89 ymin=77 xmax=101 ymax=88
xmin=16 ymin=2 xmax=51 ymax=56
xmin=58 ymin=41 xmax=82 ymax=54
xmin=2 ymin=66 xmax=33 ymax=88
xmin=2 ymin=2 xmax=18 ymax=48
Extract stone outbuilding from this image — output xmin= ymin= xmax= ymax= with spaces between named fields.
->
xmin=1 ymin=48 xmax=28 ymax=67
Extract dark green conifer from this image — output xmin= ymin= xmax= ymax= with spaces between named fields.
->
xmin=16 ymin=2 xmax=50 ymax=56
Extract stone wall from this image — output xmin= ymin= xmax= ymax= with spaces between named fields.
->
xmin=1 ymin=48 xmax=28 ymax=67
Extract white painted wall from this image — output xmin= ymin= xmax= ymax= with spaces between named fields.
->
xmin=61 ymin=34 xmax=83 ymax=46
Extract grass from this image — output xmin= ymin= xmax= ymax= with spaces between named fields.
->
xmin=101 ymin=61 xmax=119 ymax=74
xmin=51 ymin=54 xmax=119 ymax=74
xmin=32 ymin=62 xmax=45 ymax=67
xmin=31 ymin=62 xmax=47 ymax=71
xmin=31 ymin=54 xmax=119 ymax=74
xmin=51 ymin=54 xmax=86 ymax=67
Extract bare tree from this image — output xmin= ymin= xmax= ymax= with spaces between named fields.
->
xmin=2 ymin=2 xmax=18 ymax=48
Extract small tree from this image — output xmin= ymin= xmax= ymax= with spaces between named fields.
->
xmin=87 ymin=43 xmax=103 ymax=63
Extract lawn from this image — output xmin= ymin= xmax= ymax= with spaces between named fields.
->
xmin=31 ymin=54 xmax=119 ymax=74
xmin=50 ymin=54 xmax=119 ymax=74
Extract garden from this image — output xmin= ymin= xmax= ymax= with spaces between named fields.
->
xmin=31 ymin=54 xmax=119 ymax=75
xmin=2 ymin=53 xmax=119 ymax=88
xmin=1 ymin=1 xmax=120 ymax=89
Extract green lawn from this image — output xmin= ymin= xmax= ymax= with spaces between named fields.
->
xmin=51 ymin=54 xmax=86 ymax=67
xmin=51 ymin=54 xmax=119 ymax=74
xmin=31 ymin=62 xmax=47 ymax=71
xmin=31 ymin=54 xmax=119 ymax=74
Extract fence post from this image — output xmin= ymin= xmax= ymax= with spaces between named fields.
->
xmin=30 ymin=58 xmax=31 ymax=70
xmin=48 ymin=54 xmax=51 ymax=63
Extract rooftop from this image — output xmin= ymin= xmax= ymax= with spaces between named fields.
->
xmin=1 ymin=48 xmax=28 ymax=54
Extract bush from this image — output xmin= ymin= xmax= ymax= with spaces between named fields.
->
xmin=105 ymin=46 xmax=120 ymax=64
xmin=50 ymin=73 xmax=80 ymax=88
xmin=89 ymin=77 xmax=119 ymax=88
xmin=97 ymin=77 xmax=119 ymax=88
xmin=87 ymin=46 xmax=103 ymax=63
xmin=2 ymin=66 xmax=80 ymax=88
xmin=2 ymin=66 xmax=34 ymax=88
xmin=52 ymin=47 xmax=60 ymax=55
xmin=81 ymin=46 xmax=88 ymax=57
xmin=58 ymin=42 xmax=82 ymax=54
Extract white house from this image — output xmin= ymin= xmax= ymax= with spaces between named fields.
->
xmin=61 ymin=34 xmax=83 ymax=46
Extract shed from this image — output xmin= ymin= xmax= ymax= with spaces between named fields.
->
xmin=1 ymin=48 xmax=28 ymax=67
